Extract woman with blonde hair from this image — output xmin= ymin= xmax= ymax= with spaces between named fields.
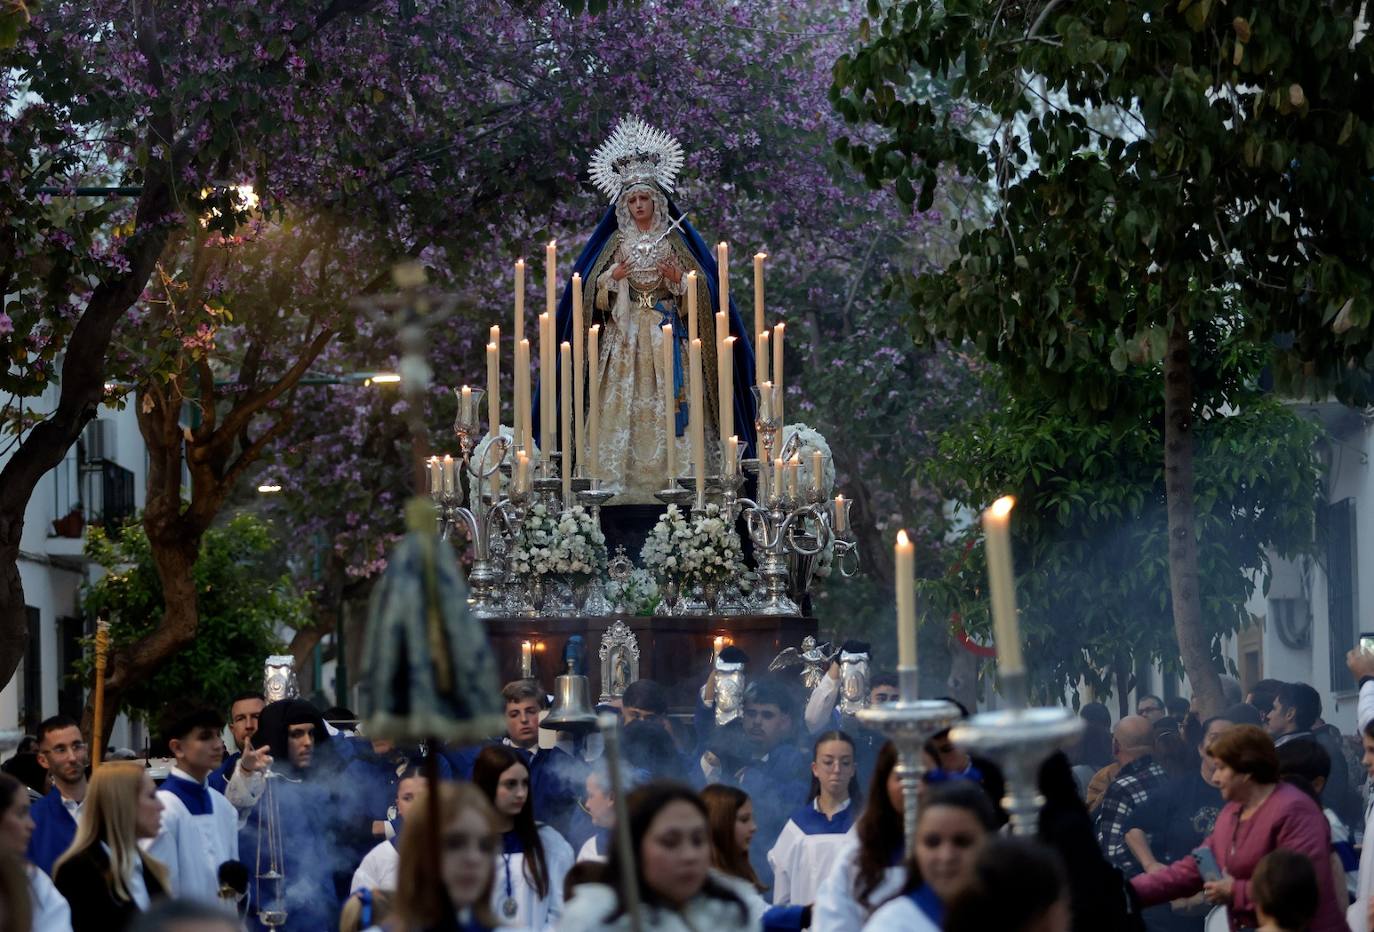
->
xmin=389 ymin=781 xmax=503 ymax=932
xmin=53 ymin=762 xmax=167 ymax=931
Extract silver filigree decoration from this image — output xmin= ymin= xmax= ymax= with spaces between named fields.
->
xmin=589 ymin=117 xmax=685 ymax=201
xmin=599 ymin=619 xmax=641 ymax=704
xmin=263 ymin=655 xmax=299 ymax=703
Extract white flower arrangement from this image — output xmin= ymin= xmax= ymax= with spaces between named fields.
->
xmin=780 ymin=423 xmax=835 ymax=498
xmin=509 ymin=503 xmax=606 ymax=578
xmin=640 ymin=503 xmax=743 ymax=586
xmin=607 ymin=567 xmax=660 ymax=616
xmin=640 ymin=505 xmax=694 ymax=578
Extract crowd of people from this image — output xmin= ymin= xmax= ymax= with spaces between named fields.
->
xmin=0 ymin=647 xmax=1373 ymax=932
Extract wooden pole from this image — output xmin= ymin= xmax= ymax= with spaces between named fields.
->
xmin=91 ymin=618 xmax=110 ymax=768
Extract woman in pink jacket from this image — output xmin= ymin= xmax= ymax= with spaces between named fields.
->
xmin=1131 ymin=725 xmax=1349 ymax=932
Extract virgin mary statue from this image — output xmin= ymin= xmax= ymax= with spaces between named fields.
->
xmin=540 ymin=118 xmax=759 ymax=504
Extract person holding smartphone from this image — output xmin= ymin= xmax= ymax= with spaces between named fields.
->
xmin=1130 ymin=725 xmax=1347 ymax=932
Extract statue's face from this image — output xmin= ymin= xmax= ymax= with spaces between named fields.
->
xmin=627 ymin=190 xmax=655 ymax=224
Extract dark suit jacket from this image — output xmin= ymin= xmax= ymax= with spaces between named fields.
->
xmin=53 ymin=843 xmax=166 ymax=932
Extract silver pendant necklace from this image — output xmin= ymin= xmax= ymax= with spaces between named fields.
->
xmin=501 ymin=853 xmax=519 ymax=918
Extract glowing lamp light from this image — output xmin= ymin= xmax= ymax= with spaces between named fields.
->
xmin=257 ymin=483 xmax=283 ymax=494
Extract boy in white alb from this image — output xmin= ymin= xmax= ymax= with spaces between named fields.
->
xmin=351 ymin=767 xmax=426 ymax=892
xmin=144 ymin=704 xmax=239 ymax=904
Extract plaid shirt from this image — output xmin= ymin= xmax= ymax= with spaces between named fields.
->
xmin=1094 ymin=755 xmax=1169 ymax=878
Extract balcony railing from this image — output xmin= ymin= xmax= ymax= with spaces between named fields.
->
xmin=52 ymin=457 xmax=136 ymax=537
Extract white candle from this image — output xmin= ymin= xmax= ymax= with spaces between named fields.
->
xmin=772 ymin=322 xmax=785 ymax=428
xmin=459 ymin=385 xmax=473 ymax=425
xmin=690 ymin=338 xmax=705 ymax=504
xmin=717 ymin=241 xmax=729 ymax=322
xmin=545 ymin=240 xmax=557 ymax=316
xmin=521 ymin=640 xmax=533 ymax=678
xmin=588 ymin=325 xmax=601 ymax=478
xmin=442 ymin=455 xmax=456 ymax=497
xmin=773 ymin=456 xmax=784 ymax=501
xmin=428 ymin=456 xmax=441 ymax=495
xmin=514 ymin=259 xmax=525 ymax=343
xmin=833 ymin=495 xmax=847 ymax=532
xmin=811 ymin=449 xmax=823 ymax=495
xmin=725 ymin=435 xmax=738 ymax=477
xmin=713 ymin=635 xmax=725 ymax=657
xmin=517 ymin=339 xmax=532 ymax=454
xmin=787 ymin=455 xmax=799 ymax=499
xmin=663 ymin=324 xmax=677 ymax=484
xmin=516 ymin=451 xmax=529 ymax=492
xmin=486 ymin=341 xmax=500 ymax=440
xmin=753 ymin=252 xmax=766 ymax=351
xmin=984 ymin=496 xmax=1025 ymax=676
xmin=561 ymin=342 xmax=573 ymax=505
xmin=686 ymin=270 xmax=698 ymax=344
xmin=572 ymin=273 xmax=584 ymax=470
xmin=719 ymin=335 xmax=735 ymax=469
xmin=757 ymin=330 xmax=770 ymax=390
xmin=757 ymin=379 xmax=774 ymax=424
xmin=539 ymin=313 xmax=552 ymax=458
xmin=895 ymin=530 xmax=916 ymax=669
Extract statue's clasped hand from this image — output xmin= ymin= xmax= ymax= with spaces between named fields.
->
xmin=657 ymin=261 xmax=682 ymax=285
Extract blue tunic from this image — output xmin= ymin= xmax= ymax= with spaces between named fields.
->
xmin=207 ymin=751 xmax=238 ymax=794
xmin=26 ymin=788 xmax=77 ymax=875
xmin=738 ymin=744 xmax=810 ymax=890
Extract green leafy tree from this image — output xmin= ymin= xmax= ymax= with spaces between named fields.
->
xmin=833 ymin=0 xmax=1374 ymax=712
xmin=80 ymin=512 xmax=298 ymax=723
xmin=922 ymin=335 xmax=1322 ymax=707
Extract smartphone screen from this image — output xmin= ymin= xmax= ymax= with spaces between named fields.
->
xmin=1362 ymin=632 xmax=1374 ymax=655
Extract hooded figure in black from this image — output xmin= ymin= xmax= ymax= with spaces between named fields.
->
xmin=226 ymin=699 xmax=350 ymax=931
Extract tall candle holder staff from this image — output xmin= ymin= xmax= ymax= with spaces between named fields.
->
xmin=950 ymin=497 xmax=1083 ymax=835
xmin=854 ymin=531 xmax=962 ymax=856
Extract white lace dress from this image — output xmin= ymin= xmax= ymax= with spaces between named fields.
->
xmin=593 ymin=231 xmax=708 ymax=504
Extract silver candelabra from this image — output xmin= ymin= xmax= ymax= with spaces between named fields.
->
xmin=734 ymin=385 xmax=859 ymax=616
xmin=949 ymin=672 xmax=1083 ymax=835
xmin=431 ymin=388 xmax=522 ymax=616
xmin=857 ymin=667 xmax=963 ymax=857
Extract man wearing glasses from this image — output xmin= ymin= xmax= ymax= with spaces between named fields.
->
xmin=1135 ymin=694 xmax=1166 ymax=723
xmin=28 ymin=714 xmax=89 ymax=874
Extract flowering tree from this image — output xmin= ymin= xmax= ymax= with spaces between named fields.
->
xmin=223 ymin=3 xmax=987 ymax=707
xmin=6 ymin=0 xmax=978 ymax=708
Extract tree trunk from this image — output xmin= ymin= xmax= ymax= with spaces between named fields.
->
xmin=1163 ymin=317 xmax=1225 ymax=718
xmin=0 ymin=135 xmax=178 ymax=694
xmin=946 ymin=639 xmax=980 ymax=712
xmin=81 ymin=533 xmax=201 ymax=743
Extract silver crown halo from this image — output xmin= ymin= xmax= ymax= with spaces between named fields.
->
xmin=588 ymin=117 xmax=685 ymax=202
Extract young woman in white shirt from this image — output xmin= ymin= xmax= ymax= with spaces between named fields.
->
xmin=351 ymin=765 xmax=425 ymax=893
xmin=862 ymin=780 xmax=999 ymax=931
xmin=701 ymin=783 xmax=764 ymax=894
xmin=769 ymin=730 xmax=861 ymax=907
xmin=384 ymin=780 xmax=503 ymax=932
xmin=811 ymin=741 xmax=905 ymax=931
xmin=0 ymin=772 xmax=71 ymax=932
xmin=472 ymin=744 xmax=573 ymax=931
xmin=559 ymin=781 xmax=766 ymax=931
